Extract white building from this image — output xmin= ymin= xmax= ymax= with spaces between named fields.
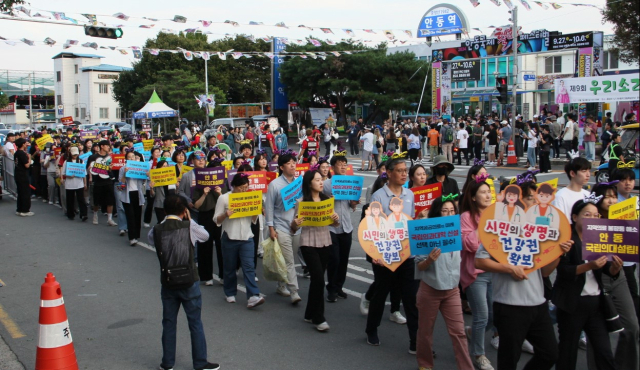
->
xmin=53 ymin=52 xmax=132 ymax=125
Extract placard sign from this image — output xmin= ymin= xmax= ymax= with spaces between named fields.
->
xmin=608 ymin=196 xmax=639 ymax=220
xmin=408 ymin=215 xmax=462 ymax=255
xmin=36 ymin=134 xmax=54 ymax=149
xmin=194 ymin=167 xmax=226 ymax=188
xmin=281 ymin=175 xmax=303 ymax=211
xmin=582 ymin=219 xmax=639 ymax=263
xmin=246 ymin=171 xmax=268 ymax=193
xmin=450 ymin=60 xmax=481 ymax=82
xmin=331 ymin=175 xmax=363 ymax=201
xmin=65 ymin=162 xmax=86 ymax=178
xmin=478 ymin=184 xmax=571 ymax=273
xmin=143 ymin=139 xmax=155 ymax=151
xmin=79 ymin=131 xmax=98 ymax=141
xmin=548 ymin=31 xmax=593 ymax=51
xmin=110 ymin=154 xmax=126 ymax=170
xmin=295 ymin=163 xmax=309 ymax=178
xmin=268 ymin=161 xmax=279 ymax=172
xmin=125 ymin=160 xmax=150 ymax=179
xmin=358 ymin=198 xmax=413 ymax=271
xmin=412 ymin=183 xmax=442 ymax=214
xmin=149 ymin=167 xmax=177 ymax=187
xmin=299 ymin=198 xmax=335 ymax=227
xmin=229 ymin=191 xmax=263 ymax=219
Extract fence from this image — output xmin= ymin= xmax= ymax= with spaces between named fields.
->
xmin=1 ymin=156 xmax=17 ymax=197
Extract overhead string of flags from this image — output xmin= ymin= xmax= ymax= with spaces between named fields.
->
xmin=0 ymin=1 xmax=604 ymax=54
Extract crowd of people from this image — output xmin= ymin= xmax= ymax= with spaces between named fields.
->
xmin=1 ymin=116 xmax=638 ymax=370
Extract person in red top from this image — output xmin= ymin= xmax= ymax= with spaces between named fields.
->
xmin=299 ymin=129 xmax=318 ymax=163
xmin=259 ymin=124 xmax=276 ymax=161
xmin=312 ymin=125 xmax=322 ymax=142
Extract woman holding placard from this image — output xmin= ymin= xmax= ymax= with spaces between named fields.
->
xmin=291 ymin=169 xmax=340 ymax=332
xmin=415 ymin=196 xmax=473 ymax=370
xmin=213 ymin=173 xmax=264 ymax=308
xmin=60 ymin=145 xmax=88 ymax=221
xmin=118 ymin=150 xmax=147 ymax=246
xmin=553 ymin=198 xmax=622 ymax=370
xmin=150 ymin=160 xmax=170 ymax=224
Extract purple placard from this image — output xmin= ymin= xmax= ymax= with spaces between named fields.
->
xmin=268 ymin=161 xmax=278 ymax=172
xmin=582 ymin=218 xmax=639 ymax=263
xmin=79 ymin=130 xmax=98 ymax=141
xmin=194 ymin=167 xmax=226 ymax=189
xmin=227 ymin=169 xmax=237 ymax=187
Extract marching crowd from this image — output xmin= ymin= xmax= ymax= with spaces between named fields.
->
xmin=1 ymin=115 xmax=638 ymax=370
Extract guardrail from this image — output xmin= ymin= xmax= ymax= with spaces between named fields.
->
xmin=1 ymin=156 xmax=17 ymax=197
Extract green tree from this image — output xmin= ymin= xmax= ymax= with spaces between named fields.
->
xmin=0 ymin=88 xmax=8 ymax=109
xmin=602 ymin=0 xmax=640 ymax=64
xmin=1 ymin=0 xmax=24 ymax=14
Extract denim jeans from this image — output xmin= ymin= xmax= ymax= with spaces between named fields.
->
xmin=465 ymin=272 xmax=495 ymax=356
xmin=527 ymin=147 xmax=537 ymax=167
xmin=115 ymin=184 xmax=127 ymax=231
xmin=221 ymin=232 xmax=260 ymax=299
xmin=584 ymin=141 xmax=595 ymax=161
xmin=160 ymin=282 xmax=208 ymax=369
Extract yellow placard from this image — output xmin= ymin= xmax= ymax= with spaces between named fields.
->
xmin=181 ymin=165 xmax=194 ymax=177
xmin=609 ymin=196 xmax=639 ymax=220
xmin=470 ymin=96 xmax=480 ymax=102
xmin=299 ymin=198 xmax=335 ymax=227
xmin=486 ymin=178 xmax=497 ymax=204
xmin=36 ymin=134 xmax=54 ymax=149
xmin=222 ymin=160 xmax=233 ymax=171
xmin=150 ymin=167 xmax=177 ymax=187
xmin=143 ymin=139 xmax=155 ymax=151
xmin=229 ymin=191 xmax=263 ymax=219
xmin=543 ymin=178 xmax=558 ymax=188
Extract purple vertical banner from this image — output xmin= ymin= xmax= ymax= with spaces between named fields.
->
xmin=577 ymin=47 xmax=593 ymax=127
xmin=432 ymin=62 xmax=441 ymax=118
xmin=582 ymin=218 xmax=639 ymax=263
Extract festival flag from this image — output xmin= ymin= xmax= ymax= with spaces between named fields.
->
xmin=295 ymin=39 xmax=308 ymax=46
xmin=15 ymin=6 xmax=31 ymax=17
xmin=326 ymin=40 xmax=336 ymax=45
xmin=174 ymin=15 xmax=187 ymax=23
xmin=43 ymin=37 xmax=56 ymax=46
xmin=472 ymin=27 xmax=482 ymax=32
xmin=306 ymin=52 xmax=317 ymax=59
xmin=403 ymin=30 xmax=413 ymax=38
xmin=119 ymin=49 xmax=128 ymax=55
xmin=330 ymin=51 xmax=341 ymax=57
xmin=53 ymin=12 xmax=64 ymax=21
xmin=469 ymin=0 xmax=481 ymax=7
xmin=224 ymin=20 xmax=238 ymax=26
xmin=148 ymin=49 xmax=159 ymax=56
xmin=299 ymin=55 xmax=307 ymax=59
xmin=139 ymin=24 xmax=155 ymax=28
xmin=200 ymin=20 xmax=212 ymax=27
xmin=65 ymin=39 xmax=78 ymax=46
xmin=489 ymin=0 xmax=501 ymax=5
xmin=113 ymin=13 xmax=129 ymax=21
xmin=261 ymin=36 xmax=272 ymax=42
xmin=520 ymin=0 xmax=532 ymax=10
xmin=4 ymin=41 xmax=16 ymax=46
xmin=33 ymin=13 xmax=51 ymax=19
xmin=82 ymin=14 xmax=97 ymax=24
xmin=133 ymin=49 xmax=142 ymax=59
xmin=201 ymin=51 xmax=210 ymax=60
xmin=249 ymin=21 xmax=264 ymax=25
xmin=504 ymin=0 xmax=514 ymax=9
xmin=550 ymin=3 xmax=562 ymax=9
xmin=21 ymin=38 xmax=34 ymax=46
xmin=298 ymin=25 xmax=314 ymax=30
xmin=384 ymin=30 xmax=395 ymax=40
xmin=232 ymin=52 xmax=243 ymax=59
xmin=309 ymin=39 xmax=322 ymax=47
xmin=363 ymin=29 xmax=376 ymax=34
xmin=264 ymin=52 xmax=274 ymax=59
xmin=184 ymin=28 xmax=198 ymax=33
xmin=217 ymin=52 xmax=227 ymax=60
xmin=182 ymin=50 xmax=193 ymax=60
xmin=343 ymin=29 xmax=355 ymax=37
xmin=320 ymin=28 xmax=334 ymax=34
xmin=82 ymin=42 xmax=98 ymax=49
xmin=143 ymin=17 xmax=158 ymax=21
xmin=275 ymin=22 xmax=288 ymax=28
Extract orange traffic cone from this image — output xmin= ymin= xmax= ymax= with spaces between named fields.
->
xmin=507 ymin=140 xmax=518 ymax=166
xmin=35 ymin=272 xmax=79 ymax=370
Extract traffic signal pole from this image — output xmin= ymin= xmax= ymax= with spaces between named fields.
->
xmin=510 ymin=6 xmax=518 ymax=141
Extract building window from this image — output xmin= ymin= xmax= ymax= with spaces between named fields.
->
xmin=75 ymin=107 xmax=79 ymax=118
xmin=74 ymin=65 xmax=78 ymax=74
xmin=610 ymin=51 xmax=619 ymax=69
xmin=99 ymin=108 xmax=109 ymax=119
xmin=81 ymin=108 xmax=86 ymax=119
xmin=116 ymin=108 xmax=123 ymax=119
xmin=544 ymin=56 xmax=562 ymax=74
xmin=56 ymin=71 xmax=61 ymax=82
xmin=75 ymin=84 xmax=79 ymax=93
xmin=56 ymin=95 xmax=61 ymax=105
xmin=99 ymin=84 xmax=109 ymax=94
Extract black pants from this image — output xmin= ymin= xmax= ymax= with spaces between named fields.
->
xmin=154 ymin=208 xmax=166 ymax=224
xmin=563 ymin=140 xmax=573 ymax=159
xmin=624 ymin=264 xmax=640 ymax=323
xmin=365 ymin=276 xmax=402 ymax=312
xmin=301 ymin=246 xmax=329 ymax=325
xmin=197 ymin=209 xmax=215 ymax=281
xmin=553 ymin=138 xmax=561 ymax=158
xmin=556 ymin=296 xmax=616 ymax=370
xmin=409 ymin=148 xmax=420 ymax=166
xmin=474 ymin=141 xmax=482 ymax=161
xmin=212 ymin=223 xmax=223 ymax=278
xmin=366 ymin=260 xmax=419 ymax=347
xmin=324 ymin=141 xmax=331 ymax=156
xmin=457 ymin=146 xmax=469 ymax=165
xmin=66 ymin=187 xmax=87 ymax=220
xmin=143 ymin=190 xmax=155 ymax=224
xmin=349 ymin=137 xmax=359 ymax=155
xmin=251 ymin=217 xmax=260 ymax=268
xmin=122 ymin=191 xmax=142 ymax=241
xmin=493 ymin=302 xmax=558 ymax=370
xmin=15 ymin=176 xmax=31 ymax=213
xmin=539 ymin=150 xmax=551 ymax=173
xmin=326 ymin=232 xmax=352 ymax=295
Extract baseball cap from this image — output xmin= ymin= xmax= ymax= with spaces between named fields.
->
xmin=69 ymin=147 xmax=80 ymax=155
xmin=501 ymin=120 xmax=508 ymax=125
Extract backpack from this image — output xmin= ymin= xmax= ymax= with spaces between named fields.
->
xmin=444 ymin=126 xmax=454 ymax=143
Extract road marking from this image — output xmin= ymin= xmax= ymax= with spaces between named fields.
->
xmin=0 ymin=303 xmax=26 ymax=339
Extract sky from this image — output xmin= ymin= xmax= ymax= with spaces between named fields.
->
xmin=0 ymin=0 xmax=613 ymax=72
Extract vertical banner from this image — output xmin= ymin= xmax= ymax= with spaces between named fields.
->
xmin=577 ymin=46 xmax=593 ymax=127
xmin=272 ymin=37 xmax=289 ymax=110
xmin=432 ymin=62 xmax=441 ymax=117
xmin=441 ymin=62 xmax=452 ymax=119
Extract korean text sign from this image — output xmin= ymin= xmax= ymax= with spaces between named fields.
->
xmin=65 ymin=162 xmax=86 ymax=178
xmin=110 ymin=154 xmax=126 ymax=170
xmin=194 ymin=167 xmax=225 ymax=188
xmin=281 ymin=175 xmax=302 ymax=211
xmin=412 ymin=183 xmax=442 ymax=214
xmin=125 ymin=160 xmax=149 ymax=179
xmin=331 ymin=175 xmax=363 ymax=201
xmin=408 ymin=215 xmax=461 ymax=255
xmin=229 ymin=191 xmax=263 ymax=219
xmin=36 ymin=134 xmax=54 ymax=149
xmin=609 ymin=196 xmax=639 ymax=220
xmin=149 ymin=167 xmax=177 ymax=187
xmin=299 ymin=198 xmax=334 ymax=227
xmin=555 ymin=75 xmax=640 ymax=103
xmin=582 ymin=219 xmax=639 ymax=263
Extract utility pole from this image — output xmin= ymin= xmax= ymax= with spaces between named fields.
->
xmin=510 ymin=6 xmax=518 ymax=134
xmin=28 ymin=72 xmax=33 ymax=127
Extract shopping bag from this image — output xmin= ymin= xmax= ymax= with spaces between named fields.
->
xmin=261 ymin=237 xmax=289 ymax=283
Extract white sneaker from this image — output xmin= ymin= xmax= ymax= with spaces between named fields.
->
xmin=522 ymin=339 xmax=534 ymax=354
xmin=389 ymin=311 xmax=407 ymax=324
xmin=490 ymin=336 xmax=499 ymax=350
xmin=107 ymin=219 xmax=117 ymax=226
xmin=19 ymin=212 xmax=34 ymax=217
xmin=465 ymin=325 xmax=472 ymax=339
xmin=316 ymin=321 xmax=330 ymax=332
xmin=290 ymin=292 xmax=302 ymax=305
xmin=528 ymin=166 xmax=536 ymax=171
xmin=129 ymin=239 xmax=137 ymax=246
xmin=119 ymin=230 xmax=126 ymax=236
xmin=143 ymin=223 xmax=151 ymax=228
xmin=255 ymin=276 xmax=259 ymax=282
xmin=579 ymin=336 xmax=587 ymax=350
xmin=48 ymin=201 xmax=53 ymax=205
xmin=204 ymin=280 xmax=214 ymax=286
xmin=226 ymin=296 xmax=236 ymax=303
xmin=276 ymin=286 xmax=291 ymax=297
xmin=247 ymin=295 xmax=265 ymax=308
xmin=359 ymin=293 xmax=370 ymax=316
xmin=473 ymin=355 xmax=494 ymax=370
xmin=92 ymin=213 xmax=98 ymax=225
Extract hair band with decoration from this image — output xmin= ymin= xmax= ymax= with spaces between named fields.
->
xmin=584 ymin=193 xmax=604 ymax=204
xmin=391 ymin=151 xmax=407 ymax=159
xmin=442 ymin=193 xmax=459 ymax=202
xmin=617 ymin=161 xmax=636 ymax=169
xmin=474 ymin=158 xmax=485 ymax=166
xmin=475 ymin=172 xmax=490 ymax=183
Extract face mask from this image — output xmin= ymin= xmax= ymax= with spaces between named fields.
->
xmin=435 ymin=167 xmax=448 ymax=176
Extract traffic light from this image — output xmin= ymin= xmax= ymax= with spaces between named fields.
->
xmin=84 ymin=25 xmax=123 ymax=39
xmin=496 ymin=76 xmax=509 ymax=104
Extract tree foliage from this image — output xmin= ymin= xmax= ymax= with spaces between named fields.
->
xmin=602 ymin=0 xmax=640 ymax=64
xmin=1 ymin=0 xmax=24 ymax=14
xmin=113 ymin=32 xmax=269 ymax=122
xmin=0 ymin=88 xmax=9 ymax=109
xmin=279 ymin=40 xmax=429 ymax=125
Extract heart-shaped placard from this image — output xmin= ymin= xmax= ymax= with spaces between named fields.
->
xmin=358 ymin=201 xmax=412 ymax=271
xmin=477 ymin=184 xmax=571 ymax=274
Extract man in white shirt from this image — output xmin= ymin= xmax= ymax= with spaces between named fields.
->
xmin=3 ymin=132 xmax=16 ymax=159
xmin=359 ymin=126 xmax=374 ymax=171
xmin=456 ymin=122 xmax=469 ymax=166
xmin=561 ymin=115 xmax=576 ymax=160
xmin=551 ymin=157 xmax=591 ymax=219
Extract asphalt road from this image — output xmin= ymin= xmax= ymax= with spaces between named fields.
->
xmin=0 ymin=155 xmax=606 ymax=370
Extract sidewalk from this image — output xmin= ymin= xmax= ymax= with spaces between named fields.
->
xmin=0 ymin=334 xmax=25 ymax=370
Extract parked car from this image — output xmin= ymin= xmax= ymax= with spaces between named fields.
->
xmin=94 ymin=125 xmax=111 ymax=133
xmin=78 ymin=124 xmax=97 ymax=131
xmin=204 ymin=117 xmax=250 ymax=137
xmin=0 ymin=123 xmax=7 ymax=130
